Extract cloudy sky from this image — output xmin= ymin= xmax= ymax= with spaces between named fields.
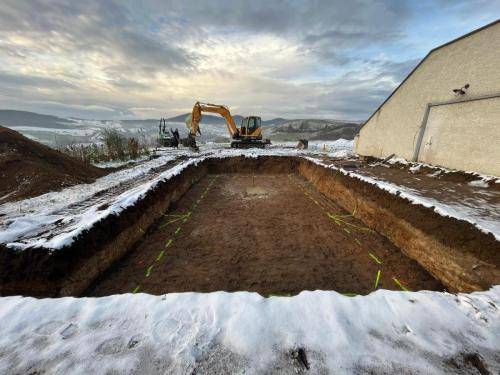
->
xmin=0 ymin=1 xmax=498 ymax=120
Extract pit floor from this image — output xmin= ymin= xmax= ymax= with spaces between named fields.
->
xmin=88 ymin=173 xmax=444 ymax=296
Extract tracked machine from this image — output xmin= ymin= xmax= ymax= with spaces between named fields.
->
xmin=157 ymin=118 xmax=181 ymax=148
xmin=186 ymin=102 xmax=271 ymax=151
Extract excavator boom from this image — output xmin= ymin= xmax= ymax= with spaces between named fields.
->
xmin=186 ymin=101 xmax=270 ymax=151
xmin=189 ymin=102 xmax=240 ymax=138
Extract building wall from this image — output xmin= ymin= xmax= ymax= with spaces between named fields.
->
xmin=418 ymin=96 xmax=500 ymax=176
xmin=355 ymin=22 xmax=500 ymax=174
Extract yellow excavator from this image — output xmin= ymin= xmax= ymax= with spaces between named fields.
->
xmin=185 ymin=102 xmax=271 ymax=150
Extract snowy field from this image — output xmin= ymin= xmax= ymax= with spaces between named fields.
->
xmin=1 ymin=141 xmax=499 ymax=373
xmin=0 ymin=288 xmax=499 ymax=374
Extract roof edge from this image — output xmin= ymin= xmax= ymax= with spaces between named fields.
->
xmin=359 ymin=18 xmax=500 ymax=129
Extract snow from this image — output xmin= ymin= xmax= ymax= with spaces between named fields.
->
xmin=0 ymin=146 xmax=308 ymax=250
xmin=92 ymin=154 xmax=150 ymax=168
xmin=357 ymin=173 xmax=500 ymax=241
xmin=0 ymin=142 xmax=499 ymax=373
xmin=409 ymin=164 xmax=421 ymax=173
xmin=0 ymin=151 xmax=188 ymax=249
xmin=306 ymin=157 xmax=500 ymax=242
xmin=468 ymin=179 xmax=490 ymax=188
xmin=386 ymin=156 xmax=409 ymax=165
xmin=428 ymin=170 xmax=442 ymax=177
xmin=0 ymin=288 xmax=498 ymax=374
xmin=8 ymin=125 xmax=99 ymax=136
xmin=1 ymin=141 xmax=499 ymax=249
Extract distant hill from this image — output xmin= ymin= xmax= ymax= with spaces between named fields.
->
xmin=263 ymin=118 xmax=289 ymax=126
xmin=165 ymin=113 xmax=289 ymax=127
xmin=0 ymin=109 xmax=363 ymax=145
xmin=265 ymin=119 xmax=362 ymax=141
xmin=165 ymin=113 xmax=245 ymax=126
xmin=0 ymin=110 xmax=75 ymax=129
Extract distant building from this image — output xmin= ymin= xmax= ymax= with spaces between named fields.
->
xmin=354 ymin=20 xmax=500 ymax=176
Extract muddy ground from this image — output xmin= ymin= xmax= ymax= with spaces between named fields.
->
xmin=88 ymin=173 xmax=443 ymax=296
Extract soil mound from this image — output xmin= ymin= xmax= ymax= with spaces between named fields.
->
xmin=0 ymin=126 xmax=108 ymax=203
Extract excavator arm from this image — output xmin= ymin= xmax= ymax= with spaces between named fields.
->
xmin=185 ymin=101 xmax=270 ymax=151
xmin=187 ymin=102 xmax=240 ymax=138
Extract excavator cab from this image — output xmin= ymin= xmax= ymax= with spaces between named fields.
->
xmin=240 ymin=116 xmax=261 ymax=135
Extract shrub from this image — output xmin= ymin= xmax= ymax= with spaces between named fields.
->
xmin=101 ymin=128 xmax=126 ymax=160
xmin=127 ymin=137 xmax=139 ymax=159
xmin=58 ymin=129 xmax=150 ymax=164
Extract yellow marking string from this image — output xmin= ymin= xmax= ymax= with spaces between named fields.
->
xmin=375 ymin=270 xmax=381 ymax=289
xmin=327 ymin=213 xmax=374 ymax=232
xmin=369 ymin=253 xmax=382 ymax=265
xmin=145 ymin=265 xmax=154 ymax=277
xmin=393 ymin=278 xmax=410 ymax=291
xmin=156 ymin=250 xmax=165 ymax=261
xmin=132 ymin=285 xmax=141 ymax=294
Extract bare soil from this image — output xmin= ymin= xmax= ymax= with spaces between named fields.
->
xmin=0 ymin=126 xmax=109 ymax=203
xmin=298 ymin=159 xmax=500 ymax=291
xmin=2 ymin=155 xmax=497 ymax=297
xmin=88 ymin=173 xmax=443 ymax=296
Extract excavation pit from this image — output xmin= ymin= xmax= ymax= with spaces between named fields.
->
xmin=1 ymin=155 xmax=498 ymax=297
xmin=88 ymin=172 xmax=443 ymax=296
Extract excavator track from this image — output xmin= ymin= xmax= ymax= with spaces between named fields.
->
xmin=230 ymin=140 xmax=269 ymax=149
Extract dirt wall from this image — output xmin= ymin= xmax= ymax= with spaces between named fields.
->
xmin=298 ymin=160 xmax=500 ymax=292
xmin=1 ymin=156 xmax=498 ymax=297
xmin=0 ymin=162 xmax=209 ymax=297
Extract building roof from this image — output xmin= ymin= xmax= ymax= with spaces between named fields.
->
xmin=360 ymin=18 xmax=500 ymax=129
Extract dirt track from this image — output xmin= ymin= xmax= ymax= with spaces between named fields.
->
xmin=88 ymin=173 xmax=443 ymax=296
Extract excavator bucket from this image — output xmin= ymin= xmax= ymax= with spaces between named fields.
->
xmin=186 ymin=133 xmax=199 ymax=152
xmin=184 ymin=114 xmax=200 ymax=151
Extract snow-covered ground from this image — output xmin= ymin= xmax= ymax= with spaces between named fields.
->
xmin=0 ymin=141 xmax=354 ymax=250
xmin=353 ymin=172 xmax=500 ymax=241
xmin=2 ymin=139 xmax=498 ymax=249
xmin=92 ymin=154 xmax=151 ymax=168
xmin=1 ymin=141 xmax=499 ymax=373
xmin=0 ymin=150 xmax=188 ymax=249
xmin=353 ymin=157 xmax=500 ymax=242
xmin=0 ymin=288 xmax=498 ymax=374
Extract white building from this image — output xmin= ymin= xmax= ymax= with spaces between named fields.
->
xmin=354 ymin=20 xmax=500 ymax=176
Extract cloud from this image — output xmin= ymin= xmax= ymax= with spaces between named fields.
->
xmin=0 ymin=71 xmax=76 ymax=89
xmin=0 ymin=0 xmax=194 ymax=72
xmin=0 ymin=1 xmax=497 ymax=120
xmin=297 ymin=58 xmax=420 ymax=120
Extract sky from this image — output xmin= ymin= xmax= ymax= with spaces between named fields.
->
xmin=0 ymin=1 xmax=498 ymax=121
